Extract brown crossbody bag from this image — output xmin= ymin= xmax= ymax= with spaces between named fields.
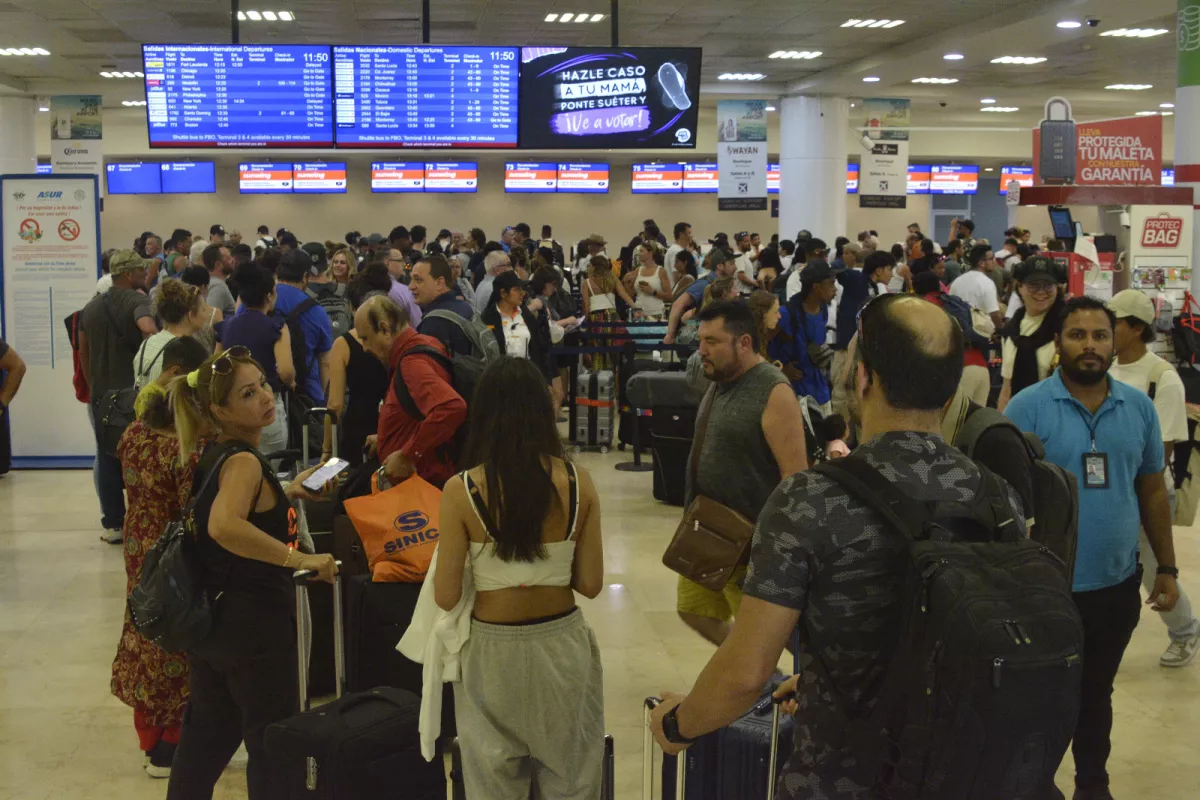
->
xmin=661 ymin=385 xmax=756 ymax=592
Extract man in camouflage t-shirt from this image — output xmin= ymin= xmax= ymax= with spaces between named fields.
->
xmin=650 ymin=295 xmax=1026 ymax=800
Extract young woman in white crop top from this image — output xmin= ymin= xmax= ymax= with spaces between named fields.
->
xmin=433 ymin=357 xmax=605 ymax=800
xmin=623 ymin=242 xmax=673 ymax=321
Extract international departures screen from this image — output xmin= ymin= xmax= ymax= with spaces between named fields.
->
xmin=143 ymin=44 xmax=334 ymax=147
xmin=334 ymin=46 xmax=518 ymax=148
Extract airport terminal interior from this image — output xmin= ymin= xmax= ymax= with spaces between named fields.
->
xmin=1 ymin=0 xmax=1199 ymax=797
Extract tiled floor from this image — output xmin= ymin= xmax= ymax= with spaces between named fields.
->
xmin=2 ymin=453 xmax=1200 ymax=799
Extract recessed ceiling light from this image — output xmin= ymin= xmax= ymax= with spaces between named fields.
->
xmin=559 ymin=12 xmax=573 ymax=21
xmin=766 ymin=106 xmax=776 ymax=111
xmin=246 ymin=10 xmax=262 ymax=20
xmin=845 ymin=18 xmax=904 ymax=27
xmin=912 ymin=77 xmax=959 ymax=84
xmin=1057 ymin=20 xmax=1082 ymax=28
xmin=943 ymin=53 xmax=964 ymax=60
xmin=135 ymin=71 xmax=143 ymax=77
xmin=769 ymin=50 xmax=821 ymax=59
xmin=237 ymin=10 xmax=246 ymax=19
xmin=263 ymin=10 xmax=277 ymax=19
xmin=1163 ymin=111 xmax=1175 ymax=116
xmin=717 ymin=73 xmax=765 ymax=81
xmin=278 ymin=10 xmax=293 ymax=20
xmin=1161 ymin=102 xmax=1175 ymax=108
xmin=122 ymin=71 xmax=136 ymax=78
xmin=984 ymin=167 xmax=994 ymax=172
xmin=100 ymin=71 xmax=111 ymax=77
xmin=121 ymin=100 xmax=147 ymax=107
xmin=862 ymin=76 xmax=880 ymax=82
xmin=1101 ymin=28 xmax=1169 ymax=38
xmin=1135 ymin=110 xmax=1159 ymax=116
xmin=981 ymin=106 xmax=1020 ymax=112
xmin=1105 ymin=83 xmax=1153 ymax=90
xmin=590 ymin=13 xmax=605 ymax=21
xmin=980 ymin=98 xmax=996 ymax=104
xmin=18 ymin=48 xmax=37 ymax=55
xmin=990 ymin=56 xmax=1047 ymax=65
xmin=575 ymin=13 xmax=588 ymax=22
xmin=38 ymin=105 xmax=47 ymax=112
xmin=32 ymin=47 xmax=49 ymax=55
xmin=545 ymin=13 xmax=558 ymax=20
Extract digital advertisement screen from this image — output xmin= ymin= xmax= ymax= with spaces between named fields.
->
xmin=239 ymin=162 xmax=294 ymax=193
xmin=424 ymin=162 xmax=477 ymax=193
xmin=292 ymin=162 xmax=347 ymax=193
xmin=106 ymin=163 xmax=162 ymax=195
xmin=848 ymin=164 xmax=859 ymax=194
xmin=143 ymin=44 xmax=333 ymax=148
xmin=907 ymin=165 xmax=931 ymax=194
xmin=556 ymin=163 xmax=609 ymax=193
xmin=504 ymin=162 xmax=558 ymax=193
xmin=767 ymin=163 xmax=780 ymax=194
xmin=683 ymin=163 xmax=719 ymax=193
xmin=631 ymin=163 xmax=683 ymax=193
xmin=930 ymin=165 xmax=979 ymax=195
xmin=519 ymin=46 xmax=701 ymax=149
xmin=333 ymin=46 xmax=519 ymax=148
xmin=371 ymin=162 xmax=425 ymax=192
xmin=999 ymin=165 xmax=1035 ymax=195
xmin=35 ymin=164 xmax=51 ymax=175
xmin=160 ymin=162 xmax=216 ymax=194
xmin=1163 ymin=168 xmax=1175 ymax=186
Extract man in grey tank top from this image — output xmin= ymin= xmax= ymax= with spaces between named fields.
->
xmin=677 ymin=301 xmax=810 ymax=646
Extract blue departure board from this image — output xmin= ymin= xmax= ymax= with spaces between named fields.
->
xmin=143 ymin=44 xmax=333 ymax=148
xmin=107 ymin=163 xmax=162 ymax=195
xmin=333 ymin=46 xmax=518 ymax=148
xmin=161 ymin=162 xmax=216 ymax=193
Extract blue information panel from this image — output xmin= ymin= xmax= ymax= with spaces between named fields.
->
xmin=143 ymin=44 xmax=333 ymax=148
xmin=161 ymin=162 xmax=216 ymax=194
xmin=333 ymin=46 xmax=518 ymax=148
xmin=107 ymin=163 xmax=162 ymax=195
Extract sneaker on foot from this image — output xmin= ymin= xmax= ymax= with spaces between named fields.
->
xmin=144 ymin=741 xmax=176 ymax=779
xmin=100 ymin=529 xmax=123 ymax=545
xmin=1160 ymin=632 xmax=1200 ymax=667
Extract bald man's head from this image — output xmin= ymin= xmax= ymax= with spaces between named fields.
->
xmin=858 ymin=294 xmax=963 ymax=410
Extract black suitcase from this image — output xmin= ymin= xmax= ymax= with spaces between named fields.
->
xmin=651 ymin=406 xmax=696 ymax=506
xmin=264 ymin=571 xmax=446 ymax=799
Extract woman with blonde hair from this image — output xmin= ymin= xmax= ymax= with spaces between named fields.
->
xmin=165 ymin=348 xmax=337 ymax=800
xmin=328 ymin=246 xmax=354 ymax=285
xmin=134 ymin=278 xmax=206 ymax=389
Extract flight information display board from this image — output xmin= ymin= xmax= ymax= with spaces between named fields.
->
xmin=239 ymin=162 xmax=294 ymax=193
xmin=999 ymin=166 xmax=1034 ymax=195
xmin=424 ymin=162 xmax=477 ymax=193
xmin=767 ymin=164 xmax=780 ymax=194
xmin=930 ymin=165 xmax=979 ymax=195
xmin=333 ymin=46 xmax=519 ymax=148
xmin=683 ymin=163 xmax=718 ymax=193
xmin=107 ymin=163 xmax=161 ymax=195
xmin=631 ymin=163 xmax=682 ymax=193
xmin=293 ymin=162 xmax=347 ymax=193
xmin=556 ymin=163 xmax=609 ymax=193
xmin=143 ymin=44 xmax=334 ymax=148
xmin=505 ymin=162 xmax=557 ymax=193
xmin=161 ymin=162 xmax=216 ymax=194
xmin=371 ymin=162 xmax=425 ymax=193
xmin=847 ymin=164 xmax=859 ymax=194
xmin=907 ymin=165 xmax=931 ymax=195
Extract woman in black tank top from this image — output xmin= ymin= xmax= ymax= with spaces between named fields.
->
xmin=165 ymin=348 xmax=338 ymax=800
xmin=323 ymin=298 xmax=389 ymax=465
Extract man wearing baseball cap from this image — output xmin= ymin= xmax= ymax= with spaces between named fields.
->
xmin=1109 ymin=289 xmax=1200 ymax=667
xmin=663 ymin=246 xmax=739 ymax=345
xmin=79 ymin=249 xmax=158 ymax=542
xmin=209 ymin=224 xmax=226 ymax=244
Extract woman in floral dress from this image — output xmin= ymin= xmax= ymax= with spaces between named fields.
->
xmin=111 ymin=336 xmax=208 ymax=778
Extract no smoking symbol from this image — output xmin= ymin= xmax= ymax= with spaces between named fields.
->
xmin=58 ymin=219 xmax=80 ymax=241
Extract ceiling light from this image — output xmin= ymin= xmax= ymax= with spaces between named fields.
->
xmin=246 ymin=10 xmax=262 ymax=20
xmin=122 ymin=71 xmax=136 ymax=78
xmin=32 ymin=47 xmax=49 ymax=55
xmin=121 ymin=100 xmax=147 ymax=107
xmin=862 ymin=76 xmax=880 ymax=82
xmin=990 ymin=56 xmax=1047 ymax=65
xmin=1100 ymin=28 xmax=1169 ymax=38
xmin=766 ymin=106 xmax=776 ymax=111
xmin=1057 ymin=20 xmax=1082 ymax=28
xmin=984 ymin=168 xmax=994 ymax=172
xmin=868 ymin=20 xmax=891 ymax=27
xmin=545 ymin=13 xmax=558 ymax=20
xmin=559 ymin=12 xmax=573 ymax=21
xmin=100 ymin=71 xmax=111 ymax=77
xmin=1161 ymin=102 xmax=1175 ymax=108
xmin=884 ymin=20 xmax=904 ymax=28
xmin=1136 ymin=110 xmax=1159 ymax=116
xmin=980 ymin=98 xmax=996 ymax=104
xmin=278 ymin=10 xmax=293 ymax=20
xmin=1163 ymin=111 xmax=1174 ymax=116
xmin=981 ymin=106 xmax=1020 ymax=112
xmin=1106 ymin=83 xmax=1153 ymax=90
xmin=911 ymin=77 xmax=959 ymax=84
xmin=590 ymin=13 xmax=605 ymax=21
xmin=718 ymin=73 xmax=765 ymax=81
xmin=38 ymin=105 xmax=47 ymax=112
xmin=134 ymin=71 xmax=143 ymax=77
xmin=237 ymin=10 xmax=246 ymax=20
xmin=18 ymin=48 xmax=37 ymax=55
xmin=943 ymin=53 xmax=964 ymax=60
xmin=262 ymin=10 xmax=277 ymax=19
xmin=769 ymin=50 xmax=820 ymax=59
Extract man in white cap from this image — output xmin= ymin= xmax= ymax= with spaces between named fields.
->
xmin=1109 ymin=288 xmax=1200 ymax=667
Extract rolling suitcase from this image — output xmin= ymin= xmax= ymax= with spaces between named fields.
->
xmin=651 ymin=406 xmax=696 ymax=506
xmin=264 ymin=568 xmax=446 ymax=799
xmin=575 ymin=369 xmax=615 ymax=451
xmin=299 ymin=407 xmax=339 ymax=697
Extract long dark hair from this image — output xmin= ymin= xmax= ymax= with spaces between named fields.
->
xmin=461 ymin=357 xmax=567 ymax=562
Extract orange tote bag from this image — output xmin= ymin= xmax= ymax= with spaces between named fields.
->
xmin=343 ymin=474 xmax=443 ymax=583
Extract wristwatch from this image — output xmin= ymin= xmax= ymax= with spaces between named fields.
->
xmin=1157 ymin=565 xmax=1180 ymax=578
xmin=662 ymin=705 xmax=697 ymax=745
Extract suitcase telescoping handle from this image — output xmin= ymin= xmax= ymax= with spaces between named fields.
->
xmin=294 ymin=564 xmax=344 ymax=712
xmin=301 ymin=406 xmax=338 ymax=467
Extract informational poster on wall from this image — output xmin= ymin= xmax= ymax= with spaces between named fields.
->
xmin=1032 ymin=107 xmax=1162 ymax=186
xmin=0 ymin=175 xmax=101 ymax=464
xmin=49 ymin=95 xmax=104 ymax=192
xmin=716 ymin=99 xmax=767 ymax=211
xmin=860 ymin=98 xmax=910 ymax=209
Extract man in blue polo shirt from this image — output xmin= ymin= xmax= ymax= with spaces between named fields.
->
xmin=274 ymin=249 xmax=335 ymax=403
xmin=1006 ymin=295 xmax=1178 ymax=800
xmin=663 ymin=247 xmax=738 ymax=344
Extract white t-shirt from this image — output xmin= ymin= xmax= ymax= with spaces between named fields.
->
xmin=665 ymin=244 xmax=685 ymax=274
xmin=1001 ymin=312 xmax=1056 ymax=381
xmin=735 ymin=251 xmax=756 ymax=294
xmin=876 ymin=281 xmax=891 ymax=295
xmin=500 ymin=307 xmax=531 ymax=358
xmin=785 ymin=268 xmax=804 ymax=303
xmin=780 ymin=254 xmax=794 ymax=272
xmin=1110 ymin=352 xmax=1189 ymax=444
xmin=1006 ymin=291 xmax=1023 ymax=319
xmin=949 ymin=270 xmax=1000 ymax=315
xmin=133 ymin=330 xmax=176 ymax=390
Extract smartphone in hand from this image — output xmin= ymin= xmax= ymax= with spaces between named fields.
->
xmin=302 ymin=458 xmax=350 ymax=493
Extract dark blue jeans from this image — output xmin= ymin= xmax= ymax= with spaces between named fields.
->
xmin=90 ymin=400 xmax=126 ymax=530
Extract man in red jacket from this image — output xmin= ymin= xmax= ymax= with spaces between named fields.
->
xmin=356 ymin=295 xmax=466 ymax=488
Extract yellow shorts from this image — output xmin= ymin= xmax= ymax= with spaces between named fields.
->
xmin=676 ymin=565 xmax=748 ymax=622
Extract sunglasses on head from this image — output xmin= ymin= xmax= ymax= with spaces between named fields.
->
xmin=212 ymin=345 xmax=251 ymax=377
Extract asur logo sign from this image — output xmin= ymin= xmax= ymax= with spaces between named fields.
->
xmin=1142 ymin=214 xmax=1184 ymax=248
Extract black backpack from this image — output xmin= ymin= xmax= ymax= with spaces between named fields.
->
xmin=812 ymin=457 xmax=1083 ymax=800
xmin=954 ymin=404 xmax=1080 ymax=586
xmin=392 ymin=344 xmax=470 ymax=465
xmin=938 ymin=291 xmax=992 ymax=348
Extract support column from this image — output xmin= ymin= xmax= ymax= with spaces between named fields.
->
xmin=1178 ymin=0 xmax=1200 ymax=292
xmin=778 ymin=95 xmax=848 ymax=244
xmin=0 ymin=97 xmax=37 ymax=176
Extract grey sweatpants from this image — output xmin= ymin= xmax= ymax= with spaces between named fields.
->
xmin=453 ymin=609 xmax=605 ymax=800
